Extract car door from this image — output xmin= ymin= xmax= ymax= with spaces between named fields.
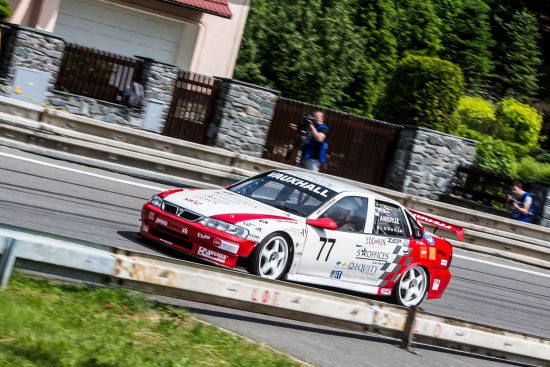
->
xmin=360 ymin=200 xmax=413 ymax=287
xmin=297 ymin=195 xmax=371 ymax=282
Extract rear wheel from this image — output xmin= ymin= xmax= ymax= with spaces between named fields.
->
xmin=246 ymin=233 xmax=292 ymax=280
xmin=393 ymin=266 xmax=428 ymax=307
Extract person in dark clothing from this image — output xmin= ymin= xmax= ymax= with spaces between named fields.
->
xmin=300 ymin=111 xmax=329 ymax=172
xmin=506 ymin=181 xmax=535 ymax=223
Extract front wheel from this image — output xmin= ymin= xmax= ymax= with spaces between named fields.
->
xmin=246 ymin=233 xmax=292 ymax=280
xmin=392 ymin=266 xmax=428 ymax=307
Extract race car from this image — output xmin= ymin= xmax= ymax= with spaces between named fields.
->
xmin=140 ymin=170 xmax=462 ymax=307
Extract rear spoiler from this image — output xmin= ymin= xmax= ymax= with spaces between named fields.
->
xmin=409 ymin=209 xmax=464 ymax=241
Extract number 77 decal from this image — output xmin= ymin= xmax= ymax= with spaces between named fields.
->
xmin=316 ymin=237 xmax=336 ymax=261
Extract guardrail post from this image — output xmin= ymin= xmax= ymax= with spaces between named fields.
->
xmin=0 ymin=238 xmax=17 ymax=288
xmin=400 ymin=305 xmax=418 ymax=354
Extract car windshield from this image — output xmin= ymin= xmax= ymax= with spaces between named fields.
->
xmin=228 ymin=171 xmax=338 ymax=217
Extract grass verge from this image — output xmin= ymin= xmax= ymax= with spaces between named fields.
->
xmin=0 ymin=272 xmax=304 ymax=367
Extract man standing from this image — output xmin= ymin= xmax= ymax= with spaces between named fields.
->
xmin=506 ymin=181 xmax=535 ymax=223
xmin=300 ymin=111 xmax=329 ymax=172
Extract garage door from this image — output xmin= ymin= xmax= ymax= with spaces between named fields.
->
xmin=54 ymin=0 xmax=182 ymax=64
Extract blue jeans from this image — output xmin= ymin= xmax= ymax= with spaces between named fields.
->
xmin=302 ymin=159 xmax=321 ymax=172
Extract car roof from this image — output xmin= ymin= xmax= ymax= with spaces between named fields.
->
xmin=277 ymin=169 xmax=387 ymax=199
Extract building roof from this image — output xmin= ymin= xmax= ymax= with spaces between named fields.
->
xmin=163 ymin=0 xmax=232 ymax=18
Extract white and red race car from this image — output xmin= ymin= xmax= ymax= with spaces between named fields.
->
xmin=140 ymin=170 xmax=462 ymax=307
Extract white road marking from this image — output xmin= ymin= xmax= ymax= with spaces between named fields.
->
xmin=0 ymin=151 xmax=165 ymax=191
xmin=455 ymin=254 xmax=550 ymax=279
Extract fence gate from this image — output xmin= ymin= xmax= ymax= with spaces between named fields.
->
xmin=163 ymin=71 xmax=219 ymax=144
xmin=263 ymin=98 xmax=402 ymax=186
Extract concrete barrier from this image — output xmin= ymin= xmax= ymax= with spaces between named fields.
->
xmin=0 ymin=222 xmax=549 ymax=366
xmin=0 ymin=95 xmax=549 ymax=268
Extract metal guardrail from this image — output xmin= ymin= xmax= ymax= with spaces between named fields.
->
xmin=0 ymin=223 xmax=549 ymax=366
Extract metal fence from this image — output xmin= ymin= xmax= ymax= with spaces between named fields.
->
xmin=56 ymin=43 xmax=144 ymax=104
xmin=0 ymin=24 xmax=14 ymax=79
xmin=163 ymin=70 xmax=219 ymax=144
xmin=263 ymin=98 xmax=402 ymax=186
xmin=449 ymin=165 xmax=549 ymax=224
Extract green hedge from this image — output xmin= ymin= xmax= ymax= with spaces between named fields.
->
xmin=0 ymin=0 xmax=11 ymax=20
xmin=516 ymin=157 xmax=550 ymax=182
xmin=376 ymin=55 xmax=464 ymax=133
xmin=454 ymin=96 xmax=496 ymax=134
xmin=495 ymin=98 xmax=543 ymax=150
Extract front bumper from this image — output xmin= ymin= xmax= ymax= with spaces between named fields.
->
xmin=140 ymin=203 xmax=256 ymax=268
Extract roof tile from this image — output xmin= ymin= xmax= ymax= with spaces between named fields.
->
xmin=164 ymin=0 xmax=232 ymax=18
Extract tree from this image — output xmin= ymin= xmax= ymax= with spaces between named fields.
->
xmin=435 ymin=0 xmax=494 ymax=94
xmin=491 ymin=8 xmax=542 ymax=100
xmin=391 ymin=0 xmax=442 ymax=56
xmin=0 ymin=0 xmax=11 ymax=20
xmin=234 ymin=0 xmax=362 ymax=108
xmin=376 ymin=55 xmax=464 ymax=133
xmin=339 ymin=0 xmax=398 ymax=116
xmin=454 ymin=96 xmax=497 ymax=135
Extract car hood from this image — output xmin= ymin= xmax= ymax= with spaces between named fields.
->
xmin=164 ymin=189 xmax=295 ymax=221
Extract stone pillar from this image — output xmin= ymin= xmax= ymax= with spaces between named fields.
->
xmin=5 ymin=25 xmax=65 ymax=100
xmin=209 ymin=79 xmax=280 ymax=157
xmin=385 ymin=127 xmax=478 ymax=200
xmin=541 ymin=191 xmax=550 ymax=228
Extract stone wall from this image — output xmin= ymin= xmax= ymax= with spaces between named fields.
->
xmin=385 ymin=127 xmax=478 ymax=200
xmin=541 ymin=191 xmax=550 ymax=227
xmin=209 ymin=79 xmax=279 ymax=157
xmin=0 ymin=25 xmax=179 ymax=131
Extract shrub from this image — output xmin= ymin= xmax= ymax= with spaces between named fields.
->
xmin=495 ymin=98 xmax=543 ymax=150
xmin=454 ymin=96 xmax=496 ymax=134
xmin=0 ymin=0 xmax=11 ymax=20
xmin=376 ymin=55 xmax=464 ymax=133
xmin=516 ymin=157 xmax=550 ymax=182
xmin=456 ymin=126 xmax=517 ymax=175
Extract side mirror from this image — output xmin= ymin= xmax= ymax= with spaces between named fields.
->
xmin=306 ymin=218 xmax=337 ymax=231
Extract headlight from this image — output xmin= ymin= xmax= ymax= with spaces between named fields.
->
xmin=150 ymin=194 xmax=163 ymax=208
xmin=199 ymin=218 xmax=249 ymax=238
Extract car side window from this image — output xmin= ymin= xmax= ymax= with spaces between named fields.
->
xmin=374 ymin=201 xmax=408 ymax=238
xmin=320 ymin=196 xmax=368 ymax=233
xmin=405 ymin=211 xmax=423 ymax=239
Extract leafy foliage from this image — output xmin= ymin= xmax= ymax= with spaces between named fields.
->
xmin=495 ymin=98 xmax=543 ymax=149
xmin=454 ymin=96 xmax=497 ymax=134
xmin=435 ymin=0 xmax=494 ymax=94
xmin=392 ymin=0 xmax=442 ymax=55
xmin=0 ymin=0 xmax=11 ymax=20
xmin=234 ymin=0 xmax=362 ymax=108
xmin=516 ymin=157 xmax=550 ymax=182
xmin=491 ymin=7 xmax=542 ymax=99
xmin=376 ymin=55 xmax=464 ymax=132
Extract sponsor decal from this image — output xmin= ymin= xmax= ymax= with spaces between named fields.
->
xmin=424 ymin=231 xmax=436 ymax=246
xmin=198 ymin=246 xmax=227 ymax=263
xmin=347 ymin=262 xmax=378 ymax=274
xmin=197 ymin=233 xmax=211 ymax=240
xmin=429 ymin=247 xmax=436 ymax=260
xmin=379 ymin=215 xmax=400 ymax=224
xmin=440 ymin=259 xmax=448 ymax=267
xmin=355 ymin=248 xmax=389 ymax=261
xmin=248 ymin=234 xmax=261 ymax=241
xmin=420 ymin=246 xmax=428 ymax=259
xmin=365 ymin=237 xmax=387 ymax=246
xmin=212 ymin=238 xmax=239 ymax=254
xmin=184 ymin=197 xmax=202 ymax=205
xmin=414 ymin=213 xmax=452 ymax=230
xmin=148 ymin=212 xmax=155 ymax=221
xmin=267 ymin=172 xmax=335 ymax=198
xmin=330 ymin=270 xmax=343 ymax=279
xmin=432 ymin=279 xmax=441 ymax=291
xmin=142 ymin=224 xmax=149 ymax=233
xmin=259 ymin=219 xmax=268 ymax=224
xmin=388 ymin=238 xmax=403 ymax=244
xmin=155 ymin=218 xmax=168 ymax=226
xmin=381 ymin=288 xmax=392 ymax=296
xmin=159 ymin=238 xmax=172 ymax=245
xmin=181 ymin=226 xmax=188 ymax=235
xmin=335 ymin=261 xmax=347 ymax=268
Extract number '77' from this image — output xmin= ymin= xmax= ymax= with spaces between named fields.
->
xmin=316 ymin=237 xmax=336 ymax=261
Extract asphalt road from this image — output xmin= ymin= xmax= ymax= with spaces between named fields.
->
xmin=1 ymin=145 xmax=549 ymax=367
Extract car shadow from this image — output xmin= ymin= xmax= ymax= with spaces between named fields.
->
xmin=116 ymin=230 xmax=196 ymax=262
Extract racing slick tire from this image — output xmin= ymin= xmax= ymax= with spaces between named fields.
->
xmin=392 ymin=265 xmax=428 ymax=307
xmin=246 ymin=232 xmax=293 ymax=280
